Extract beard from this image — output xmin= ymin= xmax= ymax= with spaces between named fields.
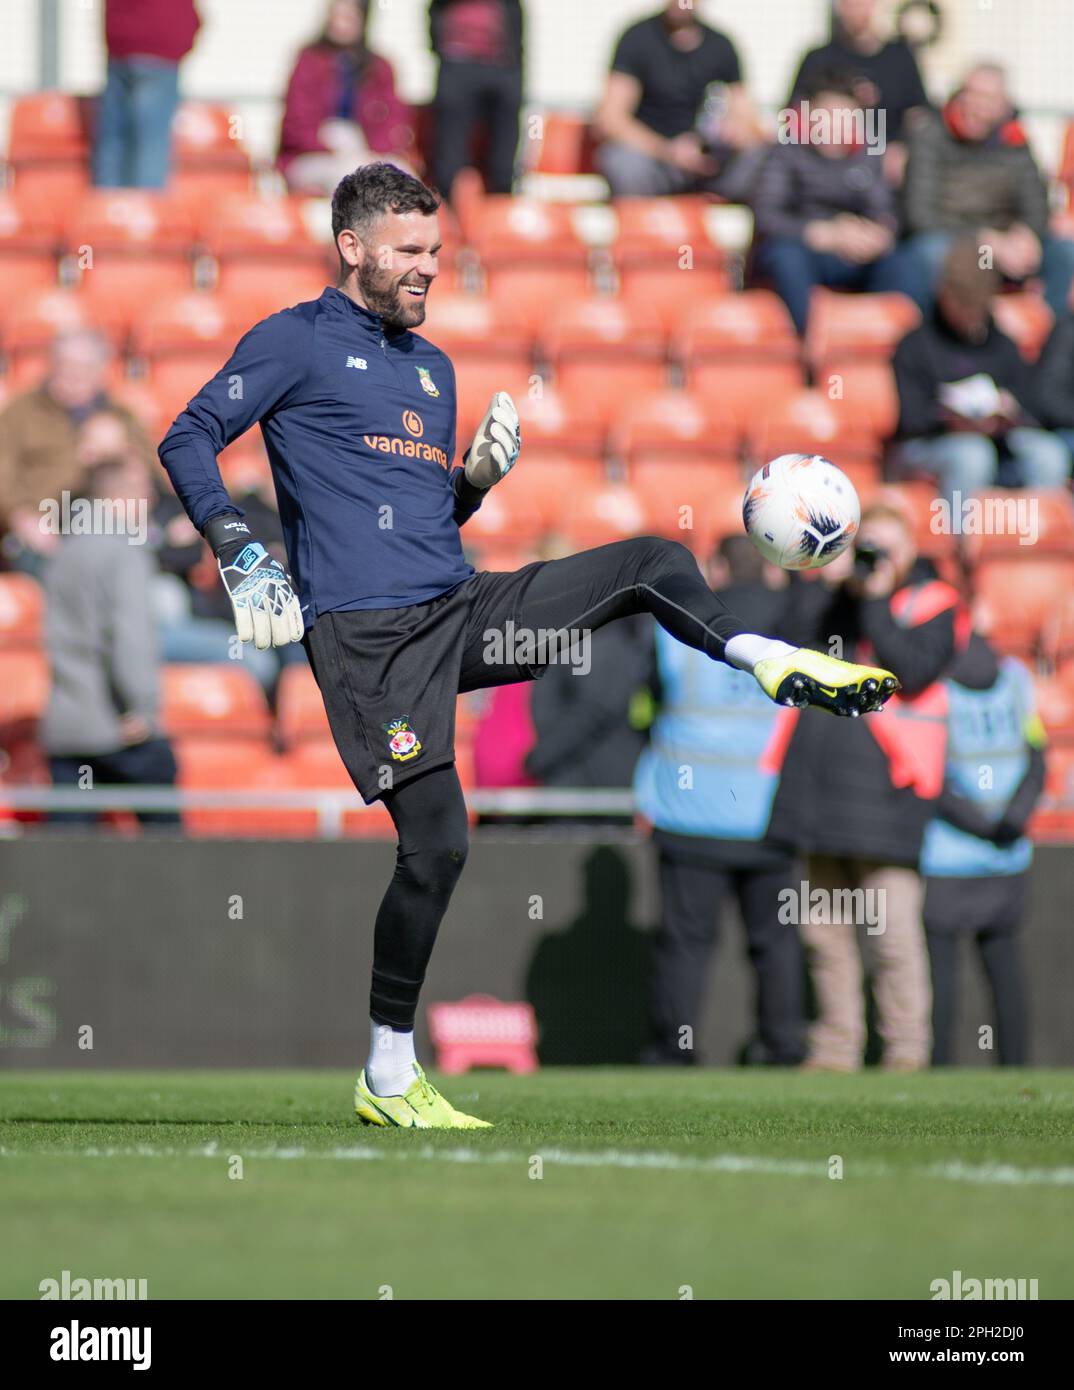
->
xmin=356 ymin=259 xmax=427 ymax=329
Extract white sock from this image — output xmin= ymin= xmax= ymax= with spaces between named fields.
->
xmin=725 ymin=633 xmax=797 ymax=674
xmin=366 ymin=1019 xmax=418 ymax=1097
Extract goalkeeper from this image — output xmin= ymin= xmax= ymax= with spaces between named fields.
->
xmin=160 ymin=163 xmax=897 ymax=1129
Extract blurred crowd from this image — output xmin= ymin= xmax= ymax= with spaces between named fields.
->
xmin=0 ymin=0 xmax=1068 ymax=1067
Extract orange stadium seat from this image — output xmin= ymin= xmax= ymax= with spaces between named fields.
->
xmin=750 ymin=387 xmax=883 ymax=464
xmin=960 ymin=489 xmax=1074 ymax=564
xmin=542 ymin=294 xmax=668 ymax=402
xmin=457 ymin=478 xmax=550 ymax=544
xmin=690 ymin=360 xmax=805 ymax=450
xmin=130 ymin=291 xmax=242 ymax=359
xmin=483 ymin=265 xmax=593 ymax=336
xmin=1041 ymin=590 xmax=1074 ymax=666
xmin=161 ymin=664 xmax=271 ymax=741
xmin=171 ymin=102 xmax=251 ymax=172
xmin=973 ymin=558 xmax=1074 ymax=658
xmin=611 ymin=196 xmax=722 ymax=269
xmin=559 ymin=478 xmax=648 ymax=548
xmin=0 ymin=575 xmax=44 ymax=649
xmin=527 ymin=112 xmax=596 ymax=175
xmin=675 ymin=290 xmax=799 ymax=367
xmin=611 ymin=387 xmax=740 ymax=459
xmin=460 ymin=196 xmax=589 ymax=268
xmin=8 ymin=91 xmax=90 ymax=165
xmin=991 ymin=291 xmax=1054 ymax=363
xmin=214 ymin=264 xmax=331 ymax=322
xmin=2 ymin=287 xmax=123 ymax=371
xmin=174 ymin=739 xmax=292 ymax=838
xmin=276 ymin=665 xmax=332 ymax=748
xmin=278 ymin=744 xmax=395 ymax=838
xmin=0 ymin=188 xmax=62 ymax=259
xmin=9 ymin=165 xmax=90 ymax=209
xmin=631 ymin=457 xmax=744 ymax=551
xmin=804 ymin=289 xmax=920 ymax=368
xmin=455 ymin=363 xmax=607 ymax=455
xmin=813 ymin=360 xmax=901 ymax=441
xmin=419 ymin=288 xmax=533 ymax=360
xmin=201 ymin=192 xmax=326 ymax=262
xmin=0 ymin=649 xmax=49 ymax=735
xmin=617 ymin=263 xmax=731 ymax=334
xmin=144 ymin=355 xmax=230 ymax=423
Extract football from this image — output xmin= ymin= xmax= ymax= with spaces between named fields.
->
xmin=742 ymin=453 xmax=861 ymax=570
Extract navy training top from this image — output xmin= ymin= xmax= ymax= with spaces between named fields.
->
xmin=158 ymin=286 xmax=480 ymax=618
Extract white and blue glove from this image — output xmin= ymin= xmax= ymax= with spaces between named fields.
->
xmin=464 ymin=391 xmax=521 ymax=490
xmin=205 ymin=515 xmax=304 ymax=651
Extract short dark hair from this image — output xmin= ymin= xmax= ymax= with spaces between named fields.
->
xmin=801 ymin=67 xmax=860 ymax=105
xmin=331 ymin=162 xmax=441 ymax=242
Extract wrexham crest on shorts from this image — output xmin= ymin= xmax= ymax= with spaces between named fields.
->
xmin=416 ymin=366 xmax=440 ymax=398
xmin=383 ymin=717 xmax=422 ymax=761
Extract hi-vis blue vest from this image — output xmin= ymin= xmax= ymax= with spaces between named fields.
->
xmin=920 ymin=657 xmax=1037 ymax=878
xmin=634 ymin=627 xmax=793 ymax=840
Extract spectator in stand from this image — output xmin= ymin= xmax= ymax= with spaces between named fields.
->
xmin=900 ymin=63 xmax=1074 ymax=318
xmin=750 ymin=73 xmax=916 ymax=336
xmin=1034 ymin=310 xmax=1074 ymax=468
xmin=42 ymin=451 xmax=179 ymax=828
xmin=891 ymin=238 xmax=1069 ymax=506
xmin=788 ymin=0 xmax=931 ymax=185
xmin=278 ymin=0 xmax=416 ymax=195
xmin=429 ymin=0 xmax=524 ymax=198
xmin=92 ymin=0 xmax=200 ymax=188
xmin=920 ymin=626 xmax=1046 ymax=1067
xmin=769 ymin=500 xmax=967 ymax=1072
xmin=594 ymin=0 xmax=765 ymax=200
xmin=634 ymin=538 xmax=805 ymax=1068
xmin=0 ymin=330 xmax=146 ymax=577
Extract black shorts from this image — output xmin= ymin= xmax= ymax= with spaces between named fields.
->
xmin=302 ymin=536 xmax=723 ymax=803
xmin=303 ymin=563 xmax=549 ymax=802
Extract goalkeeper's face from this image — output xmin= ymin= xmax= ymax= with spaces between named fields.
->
xmin=357 ymin=210 xmax=441 ymax=330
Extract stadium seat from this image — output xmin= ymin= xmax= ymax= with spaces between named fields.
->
xmin=690 ymin=360 xmax=806 ymax=449
xmin=278 ymin=744 xmax=395 ymax=838
xmin=804 ymin=289 xmax=920 ymax=368
xmin=0 ymin=649 xmax=49 ymax=736
xmin=174 ymin=739 xmax=292 ymax=838
xmin=2 ymin=287 xmax=122 ymax=370
xmin=991 ymin=291 xmax=1054 ymax=363
xmin=630 ymin=457 xmax=744 ymax=551
xmin=0 ymin=574 xmax=44 ymax=649
xmin=66 ymin=191 xmax=196 ymax=327
xmin=171 ymin=102 xmax=251 ymax=173
xmin=611 ymin=196 xmax=722 ymax=269
xmin=9 ymin=165 xmax=90 ymax=209
xmin=0 ymin=189 xmax=62 ymax=278
xmin=454 ymin=364 xmax=606 ymax=455
xmin=812 ymin=360 xmax=901 ymax=441
xmin=557 ymin=478 xmax=648 ymax=548
xmin=617 ymin=263 xmax=732 ymax=333
xmin=200 ymin=192 xmax=326 ymax=262
xmin=973 ymin=558 xmax=1074 ymax=658
xmin=675 ymin=290 xmax=799 ymax=367
xmin=214 ymin=264 xmax=330 ymax=322
xmin=960 ymin=489 xmax=1074 ymax=563
xmin=419 ymin=289 xmax=533 ymax=360
xmin=1041 ymin=591 xmax=1074 ymax=666
xmin=483 ymin=266 xmax=593 ymax=336
xmin=610 ymin=387 xmax=740 ymax=459
xmin=161 ymin=664 xmax=271 ymax=740
xmin=460 ymin=196 xmax=589 ymax=268
xmin=8 ymin=91 xmax=90 ymax=165
xmin=749 ymin=386 xmax=883 ymax=464
xmin=527 ymin=112 xmax=596 ymax=175
xmin=276 ymin=665 xmax=332 ymax=748
xmin=143 ymin=354 xmax=231 ymax=423
xmin=0 ymin=252 xmax=56 ymax=307
xmin=542 ymin=295 xmax=668 ymax=404
xmin=130 ymin=291 xmax=241 ymax=359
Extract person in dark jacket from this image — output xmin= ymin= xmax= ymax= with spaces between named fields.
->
xmin=428 ymin=0 xmax=524 ymax=197
xmin=1033 ymin=311 xmax=1074 ymax=468
xmin=634 ymin=538 xmax=805 ymax=1068
xmin=788 ymin=0 xmax=930 ymax=184
xmin=92 ymin=0 xmax=200 ymax=188
xmin=891 ymin=238 xmax=1070 ymax=506
xmin=752 ymin=72 xmax=917 ymax=335
xmin=768 ymin=499 xmax=966 ymax=1071
xmin=920 ymin=629 xmax=1046 ymax=1066
xmin=278 ymin=0 xmax=415 ymax=193
xmin=899 ymin=63 xmax=1074 ymax=317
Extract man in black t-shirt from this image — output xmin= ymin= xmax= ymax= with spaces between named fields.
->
xmin=594 ymin=1 xmax=763 ymax=198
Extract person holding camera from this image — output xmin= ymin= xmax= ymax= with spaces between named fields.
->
xmin=766 ymin=499 xmax=967 ymax=1071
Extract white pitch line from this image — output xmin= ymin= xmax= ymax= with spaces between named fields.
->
xmin=2 ymin=1143 xmax=1074 ymax=1186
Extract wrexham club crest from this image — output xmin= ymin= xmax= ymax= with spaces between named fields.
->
xmin=416 ymin=366 xmax=440 ymax=398
xmin=383 ymin=717 xmax=422 ymax=761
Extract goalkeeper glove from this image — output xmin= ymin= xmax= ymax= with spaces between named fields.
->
xmin=204 ymin=514 xmax=304 ymax=651
xmin=464 ymin=391 xmax=521 ymax=490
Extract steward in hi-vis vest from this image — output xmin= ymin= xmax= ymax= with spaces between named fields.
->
xmin=920 ymin=631 xmax=1047 ymax=1066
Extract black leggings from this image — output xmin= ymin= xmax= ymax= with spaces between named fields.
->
xmin=371 ymin=536 xmax=749 ymax=1028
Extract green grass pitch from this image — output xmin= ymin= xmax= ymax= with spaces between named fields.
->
xmin=2 ymin=1069 xmax=1072 ymax=1300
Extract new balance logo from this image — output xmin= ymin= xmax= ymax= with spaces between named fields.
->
xmin=347 ymin=356 xmax=368 ymax=370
